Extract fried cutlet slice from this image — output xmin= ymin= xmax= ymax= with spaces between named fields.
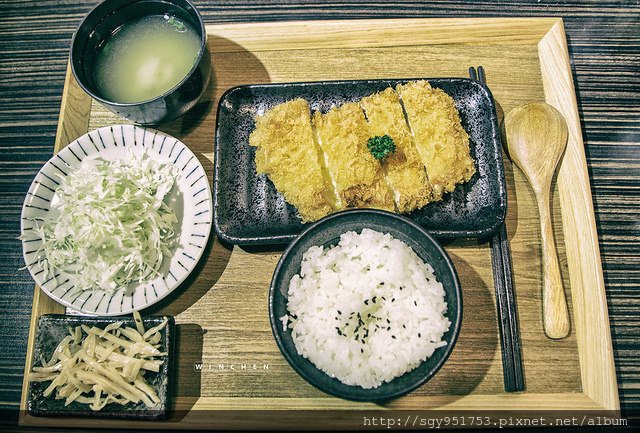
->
xmin=312 ymin=103 xmax=395 ymax=211
xmin=249 ymin=98 xmax=336 ymax=222
xmin=360 ymin=88 xmax=433 ymax=213
xmin=396 ymin=80 xmax=476 ymax=199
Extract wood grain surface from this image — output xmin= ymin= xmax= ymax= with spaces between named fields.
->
xmin=15 ymin=18 xmax=620 ymax=427
xmin=1 ymin=0 xmax=638 ymax=422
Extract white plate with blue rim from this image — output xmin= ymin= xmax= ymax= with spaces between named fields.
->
xmin=20 ymin=125 xmax=212 ymax=316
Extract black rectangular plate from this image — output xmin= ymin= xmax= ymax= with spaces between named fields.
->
xmin=214 ymin=78 xmax=507 ymax=245
xmin=27 ymin=314 xmax=175 ymax=420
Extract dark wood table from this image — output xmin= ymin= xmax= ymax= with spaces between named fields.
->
xmin=1 ymin=0 xmax=638 ymax=425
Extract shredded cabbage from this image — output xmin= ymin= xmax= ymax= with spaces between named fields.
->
xmin=28 ymin=151 xmax=178 ymax=294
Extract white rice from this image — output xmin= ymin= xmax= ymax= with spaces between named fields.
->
xmin=282 ymin=228 xmax=450 ymax=389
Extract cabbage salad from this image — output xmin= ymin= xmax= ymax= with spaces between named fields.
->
xmin=28 ymin=151 xmax=179 ymax=294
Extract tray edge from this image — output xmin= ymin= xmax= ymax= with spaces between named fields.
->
xmin=538 ymin=18 xmax=619 ymax=411
xmin=19 ymin=17 xmax=619 ymax=428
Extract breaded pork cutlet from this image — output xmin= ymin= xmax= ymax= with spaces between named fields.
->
xmin=249 ymin=99 xmax=336 ymax=222
xmin=396 ymin=80 xmax=475 ymax=199
xmin=313 ymin=103 xmax=395 ymax=211
xmin=360 ymin=88 xmax=433 ymax=213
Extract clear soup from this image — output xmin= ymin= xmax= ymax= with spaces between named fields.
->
xmin=94 ymin=14 xmax=201 ymax=104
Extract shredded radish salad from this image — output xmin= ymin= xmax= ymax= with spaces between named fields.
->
xmin=29 ymin=312 xmax=168 ymax=410
xmin=27 ymin=152 xmax=179 ymax=294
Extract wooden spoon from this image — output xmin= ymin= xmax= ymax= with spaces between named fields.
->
xmin=503 ymin=102 xmax=570 ymax=339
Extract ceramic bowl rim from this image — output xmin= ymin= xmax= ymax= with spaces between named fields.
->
xmin=268 ymin=208 xmax=463 ymax=401
xmin=70 ymin=0 xmax=208 ymax=108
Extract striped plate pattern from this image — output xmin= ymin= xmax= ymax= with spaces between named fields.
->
xmin=20 ymin=125 xmax=212 ymax=316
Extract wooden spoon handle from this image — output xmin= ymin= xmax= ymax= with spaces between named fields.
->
xmin=537 ymin=191 xmax=570 ymax=339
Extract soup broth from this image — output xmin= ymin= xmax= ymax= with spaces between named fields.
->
xmin=94 ymin=14 xmax=201 ymax=103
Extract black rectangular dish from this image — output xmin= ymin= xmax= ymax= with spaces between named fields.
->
xmin=27 ymin=314 xmax=175 ymax=420
xmin=214 ymin=78 xmax=507 ymax=245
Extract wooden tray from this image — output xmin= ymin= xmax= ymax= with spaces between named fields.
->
xmin=20 ymin=17 xmax=619 ymax=429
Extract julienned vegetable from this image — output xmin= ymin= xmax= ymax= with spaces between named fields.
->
xmin=367 ymin=134 xmax=396 ymax=160
xmin=29 ymin=312 xmax=167 ymax=410
xmin=27 ymin=151 xmax=178 ymax=294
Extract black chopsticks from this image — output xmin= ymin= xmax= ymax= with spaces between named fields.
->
xmin=469 ymin=66 xmax=525 ymax=392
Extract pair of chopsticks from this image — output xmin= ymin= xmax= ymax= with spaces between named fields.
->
xmin=469 ymin=66 xmax=525 ymax=392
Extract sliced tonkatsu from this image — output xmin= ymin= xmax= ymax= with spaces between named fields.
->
xmin=312 ymin=102 xmax=395 ymax=211
xmin=396 ymin=80 xmax=476 ymax=200
xmin=249 ymin=98 xmax=336 ymax=222
xmin=248 ymin=81 xmax=476 ymax=223
xmin=360 ymin=88 xmax=433 ymax=213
